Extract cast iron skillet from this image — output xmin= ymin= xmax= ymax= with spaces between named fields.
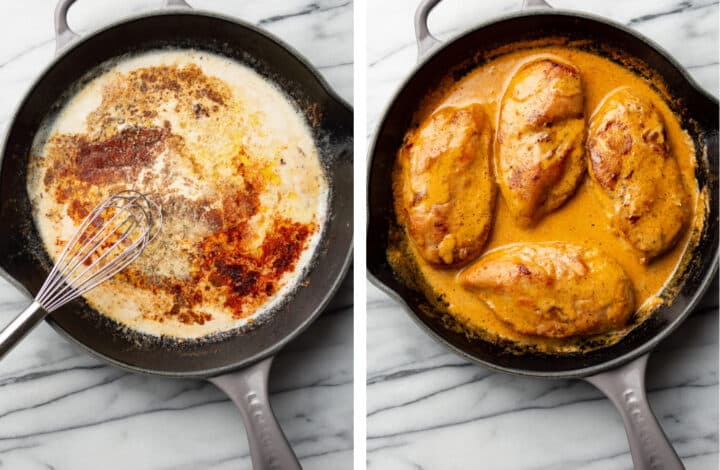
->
xmin=367 ymin=0 xmax=718 ymax=468
xmin=0 ymin=0 xmax=352 ymax=468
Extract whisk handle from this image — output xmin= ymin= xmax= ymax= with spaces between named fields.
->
xmin=0 ymin=301 xmax=46 ymax=360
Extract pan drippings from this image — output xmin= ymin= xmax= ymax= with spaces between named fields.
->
xmin=27 ymin=49 xmax=328 ymax=339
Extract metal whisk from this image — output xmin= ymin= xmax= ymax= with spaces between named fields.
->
xmin=0 ymin=190 xmax=161 ymax=360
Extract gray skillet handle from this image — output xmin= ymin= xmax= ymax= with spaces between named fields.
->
xmin=54 ymin=0 xmax=80 ymax=53
xmin=522 ymin=0 xmax=553 ymax=9
xmin=53 ymin=0 xmax=192 ymax=53
xmin=586 ymin=354 xmax=684 ymax=470
xmin=164 ymin=0 xmax=192 ymax=8
xmin=414 ymin=0 xmax=553 ymax=61
xmin=209 ymin=357 xmax=302 ymax=470
xmin=414 ymin=0 xmax=442 ymax=61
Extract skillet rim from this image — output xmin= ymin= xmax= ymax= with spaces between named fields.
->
xmin=0 ymin=7 xmax=354 ymax=378
xmin=366 ymin=8 xmax=719 ymax=379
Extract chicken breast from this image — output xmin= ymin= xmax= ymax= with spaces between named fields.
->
xmin=459 ymin=242 xmax=635 ymax=338
xmin=496 ymin=58 xmax=586 ymax=226
xmin=587 ymin=87 xmax=689 ymax=263
xmin=397 ymin=105 xmax=496 ymax=267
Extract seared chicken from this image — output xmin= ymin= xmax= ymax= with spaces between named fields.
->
xmin=587 ymin=87 xmax=689 ymax=262
xmin=460 ymin=242 xmax=635 ymax=338
xmin=496 ymin=58 xmax=586 ymax=226
xmin=397 ymin=105 xmax=496 ymax=267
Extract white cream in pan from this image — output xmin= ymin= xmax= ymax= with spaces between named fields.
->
xmin=27 ymin=49 xmax=328 ymax=339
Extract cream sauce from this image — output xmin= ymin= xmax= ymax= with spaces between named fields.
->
xmin=28 ymin=50 xmax=327 ymax=339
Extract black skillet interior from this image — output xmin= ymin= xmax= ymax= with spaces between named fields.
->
xmin=368 ymin=12 xmax=718 ymax=375
xmin=0 ymin=12 xmax=353 ymax=377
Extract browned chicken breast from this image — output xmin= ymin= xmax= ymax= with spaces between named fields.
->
xmin=496 ymin=57 xmax=586 ymax=226
xmin=396 ymin=105 xmax=496 ymax=267
xmin=459 ymin=242 xmax=635 ymax=338
xmin=587 ymin=87 xmax=689 ymax=263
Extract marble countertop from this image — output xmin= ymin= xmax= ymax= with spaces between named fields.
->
xmin=0 ymin=1 xmax=352 ymax=469
xmin=366 ymin=1 xmax=718 ymax=469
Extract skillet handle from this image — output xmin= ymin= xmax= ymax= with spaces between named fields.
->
xmin=54 ymin=0 xmax=80 ymax=53
xmin=209 ymin=357 xmax=302 ymax=470
xmin=53 ymin=0 xmax=193 ymax=53
xmin=585 ymin=354 xmax=685 ymax=470
xmin=522 ymin=0 xmax=553 ymax=9
xmin=414 ymin=0 xmax=554 ymax=62
xmin=164 ymin=0 xmax=192 ymax=9
xmin=414 ymin=0 xmax=442 ymax=61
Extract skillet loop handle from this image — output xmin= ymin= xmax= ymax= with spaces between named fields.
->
xmin=414 ymin=0 xmax=442 ymax=62
xmin=522 ymin=0 xmax=553 ymax=9
xmin=585 ymin=354 xmax=685 ymax=470
xmin=415 ymin=0 xmax=552 ymax=61
xmin=53 ymin=0 xmax=193 ymax=54
xmin=209 ymin=357 xmax=302 ymax=470
xmin=54 ymin=0 xmax=80 ymax=53
xmin=164 ymin=0 xmax=192 ymax=9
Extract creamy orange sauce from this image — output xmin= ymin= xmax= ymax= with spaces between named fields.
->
xmin=389 ymin=46 xmax=702 ymax=353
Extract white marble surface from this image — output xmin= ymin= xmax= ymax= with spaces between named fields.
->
xmin=367 ymin=1 xmax=718 ymax=469
xmin=0 ymin=1 xmax=352 ymax=469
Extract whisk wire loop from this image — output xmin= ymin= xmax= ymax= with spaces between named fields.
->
xmin=34 ymin=190 xmax=161 ymax=313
